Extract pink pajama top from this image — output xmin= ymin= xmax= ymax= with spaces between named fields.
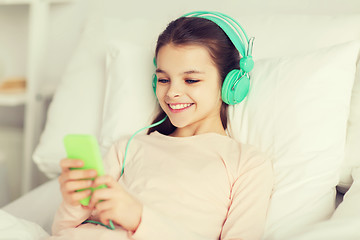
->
xmin=50 ymin=131 xmax=273 ymax=240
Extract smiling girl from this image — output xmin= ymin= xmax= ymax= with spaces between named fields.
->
xmin=50 ymin=11 xmax=273 ymax=240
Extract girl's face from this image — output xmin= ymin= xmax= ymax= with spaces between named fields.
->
xmin=155 ymin=44 xmax=225 ymax=136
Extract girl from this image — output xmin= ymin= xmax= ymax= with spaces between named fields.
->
xmin=50 ymin=11 xmax=273 ymax=240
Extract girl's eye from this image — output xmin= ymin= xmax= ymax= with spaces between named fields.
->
xmin=186 ymin=79 xmax=199 ymax=84
xmin=158 ymin=79 xmax=169 ymax=83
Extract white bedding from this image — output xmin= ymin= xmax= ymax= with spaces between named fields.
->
xmin=2 ymin=180 xmax=61 ymax=235
xmin=0 ymin=180 xmax=354 ymax=239
xmin=0 ymin=191 xmax=356 ymax=240
xmin=0 ymin=210 xmax=49 ymax=240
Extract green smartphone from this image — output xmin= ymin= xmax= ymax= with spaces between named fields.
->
xmin=63 ymin=134 xmax=107 ymax=206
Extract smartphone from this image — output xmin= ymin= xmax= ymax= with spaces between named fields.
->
xmin=63 ymin=134 xmax=107 ymax=206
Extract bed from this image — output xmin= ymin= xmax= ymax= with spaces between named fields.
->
xmin=1 ymin=1 xmax=360 ymax=239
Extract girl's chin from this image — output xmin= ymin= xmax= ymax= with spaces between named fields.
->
xmin=167 ymin=117 xmax=190 ymax=129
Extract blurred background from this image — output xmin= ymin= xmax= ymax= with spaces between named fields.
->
xmin=0 ymin=0 xmax=359 ymax=207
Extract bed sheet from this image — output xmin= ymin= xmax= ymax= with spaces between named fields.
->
xmin=1 ymin=179 xmax=349 ymax=239
xmin=2 ymin=179 xmax=61 ymax=234
xmin=289 ymin=218 xmax=360 ymax=240
xmin=0 ymin=209 xmax=49 ymax=240
xmin=1 ymin=201 xmax=357 ymax=240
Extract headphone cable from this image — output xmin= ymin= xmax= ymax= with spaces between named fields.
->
xmin=82 ymin=116 xmax=168 ymax=230
xmin=120 ymin=116 xmax=168 ymax=177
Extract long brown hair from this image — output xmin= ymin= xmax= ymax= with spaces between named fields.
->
xmin=148 ymin=17 xmax=240 ymax=135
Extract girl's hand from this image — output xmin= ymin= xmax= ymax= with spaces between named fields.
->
xmin=88 ymin=175 xmax=143 ymax=232
xmin=58 ymin=158 xmax=97 ymax=206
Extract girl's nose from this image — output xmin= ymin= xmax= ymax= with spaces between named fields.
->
xmin=166 ymin=82 xmax=182 ymax=98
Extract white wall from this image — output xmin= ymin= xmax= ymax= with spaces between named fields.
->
xmin=102 ymin=0 xmax=360 ymax=19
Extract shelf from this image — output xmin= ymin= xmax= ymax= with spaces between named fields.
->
xmin=0 ymin=83 xmax=55 ymax=106
xmin=0 ymin=0 xmax=71 ymax=5
xmin=0 ymin=0 xmax=73 ymax=194
xmin=0 ymin=0 xmax=32 ymax=4
xmin=0 ymin=92 xmax=26 ymax=106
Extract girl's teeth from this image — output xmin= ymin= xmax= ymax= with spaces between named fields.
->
xmin=170 ymin=103 xmax=192 ymax=110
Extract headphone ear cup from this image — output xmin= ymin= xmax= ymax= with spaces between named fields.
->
xmin=152 ymin=74 xmax=157 ymax=96
xmin=239 ymin=56 xmax=254 ymax=73
xmin=221 ymin=69 xmax=250 ymax=105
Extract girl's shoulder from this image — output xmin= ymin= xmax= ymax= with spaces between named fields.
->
xmin=236 ymin=142 xmax=273 ymax=177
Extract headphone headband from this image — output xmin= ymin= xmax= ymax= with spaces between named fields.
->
xmin=182 ymin=11 xmax=253 ymax=60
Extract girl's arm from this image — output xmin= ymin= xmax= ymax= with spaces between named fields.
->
xmin=51 ymin=158 xmax=96 ymax=235
xmin=52 ymin=140 xmax=125 ymax=235
xmin=220 ymin=148 xmax=274 ymax=240
xmin=51 ymin=201 xmax=92 ymax=235
xmin=128 ymin=205 xmax=210 ymax=240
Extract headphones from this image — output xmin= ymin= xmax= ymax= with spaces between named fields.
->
xmin=152 ymin=11 xmax=255 ymax=105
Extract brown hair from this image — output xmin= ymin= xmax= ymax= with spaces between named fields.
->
xmin=148 ymin=17 xmax=240 ymax=135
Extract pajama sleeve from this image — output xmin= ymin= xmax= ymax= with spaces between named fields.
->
xmin=51 ymin=202 xmax=92 ymax=235
xmin=128 ymin=205 xmax=210 ymax=240
xmin=220 ymin=147 xmax=274 ymax=240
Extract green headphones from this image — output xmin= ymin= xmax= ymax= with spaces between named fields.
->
xmin=152 ymin=11 xmax=255 ymax=105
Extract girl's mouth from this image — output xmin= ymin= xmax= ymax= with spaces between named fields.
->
xmin=168 ymin=103 xmax=194 ymax=113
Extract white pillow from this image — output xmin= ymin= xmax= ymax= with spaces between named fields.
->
xmin=32 ymin=18 xmax=107 ymax=178
xmin=98 ymin=17 xmax=167 ymax=153
xmin=99 ymin=41 xmax=157 ymax=154
xmin=235 ymin=14 xmax=360 ymax=60
xmin=288 ymin=167 xmax=360 ymax=240
xmin=32 ymin=13 xmax=360 ymax=183
xmin=229 ymin=41 xmax=360 ymax=239
xmin=0 ymin=209 xmax=49 ymax=239
xmin=32 ymin=16 xmax=167 ymax=178
xmin=338 ymin=63 xmax=360 ymax=193
xmin=333 ymin=167 xmax=360 ymax=220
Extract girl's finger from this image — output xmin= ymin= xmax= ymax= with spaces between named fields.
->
xmin=67 ymin=169 xmax=97 ymax=181
xmin=88 ymin=188 xmax=114 ymax=209
xmin=93 ymin=175 xmax=118 ymax=189
xmin=94 ymin=198 xmax=112 ymax=212
xmin=67 ymin=189 xmax=92 ymax=205
xmin=98 ymin=210 xmax=113 ymax=226
xmin=63 ymin=180 xmax=93 ymax=192
xmin=60 ymin=158 xmax=84 ymax=171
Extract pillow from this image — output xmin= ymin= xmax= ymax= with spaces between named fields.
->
xmin=235 ymin=14 xmax=360 ymax=59
xmin=338 ymin=63 xmax=360 ymax=193
xmin=32 ymin=17 xmax=107 ymax=178
xmin=333 ymin=167 xmax=360 ymax=220
xmin=0 ymin=209 xmax=49 ymax=239
xmin=32 ymin=16 xmax=167 ymax=178
xmin=99 ymin=41 xmax=157 ymax=154
xmin=98 ymin=17 xmax=167 ymax=153
xmin=288 ymin=167 xmax=360 ymax=240
xmin=32 ymin=12 xmax=360 ymax=182
xmin=229 ymin=41 xmax=360 ymax=239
